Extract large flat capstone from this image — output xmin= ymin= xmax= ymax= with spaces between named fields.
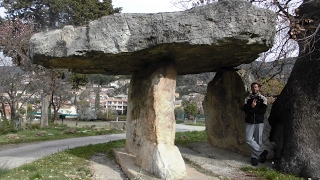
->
xmin=29 ymin=0 xmax=276 ymax=75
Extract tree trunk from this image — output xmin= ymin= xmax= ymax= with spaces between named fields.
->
xmin=53 ymin=110 xmax=59 ymax=122
xmin=51 ymin=95 xmax=59 ymax=123
xmin=95 ymin=86 xmax=100 ymax=117
xmin=40 ymin=94 xmax=51 ymax=127
xmin=9 ymin=99 xmax=16 ymax=121
xmin=1 ymin=102 xmax=7 ymax=120
xmin=268 ymin=1 xmax=320 ymax=178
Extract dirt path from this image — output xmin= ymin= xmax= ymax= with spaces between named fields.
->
xmin=89 ymin=153 xmax=128 ymax=180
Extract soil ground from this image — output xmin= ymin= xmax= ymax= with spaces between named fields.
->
xmin=88 ymin=142 xmax=271 ymax=180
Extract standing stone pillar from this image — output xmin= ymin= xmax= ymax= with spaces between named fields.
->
xmin=126 ymin=62 xmax=186 ymax=179
xmin=203 ymin=70 xmax=250 ymax=155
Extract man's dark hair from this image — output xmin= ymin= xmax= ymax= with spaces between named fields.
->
xmin=251 ymin=82 xmax=261 ymax=88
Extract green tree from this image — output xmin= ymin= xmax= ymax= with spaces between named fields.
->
xmin=183 ymin=102 xmax=198 ymax=120
xmin=1 ymin=0 xmax=122 ymax=31
xmin=69 ymin=73 xmax=88 ymax=89
xmin=174 ymin=106 xmax=184 ymax=120
xmin=88 ymin=74 xmax=115 ymax=86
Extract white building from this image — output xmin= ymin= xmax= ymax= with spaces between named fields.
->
xmin=106 ymin=97 xmax=127 ymax=115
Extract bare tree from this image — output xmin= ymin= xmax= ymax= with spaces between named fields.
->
xmin=172 ymin=0 xmax=302 ymax=94
xmin=0 ymin=20 xmax=41 ymax=122
xmin=0 ymin=19 xmax=34 ymax=68
xmin=50 ymin=71 xmax=74 ymax=123
xmin=76 ymin=89 xmax=96 ymax=121
xmin=0 ymin=65 xmax=41 ymax=121
xmin=35 ymin=68 xmax=73 ymax=127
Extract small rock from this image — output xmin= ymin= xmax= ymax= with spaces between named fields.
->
xmin=61 ymin=127 xmax=77 ymax=134
xmin=35 ymin=131 xmax=48 ymax=136
xmin=5 ymin=134 xmax=20 ymax=140
xmin=92 ymin=126 xmax=101 ymax=131
xmin=82 ymin=125 xmax=90 ymax=129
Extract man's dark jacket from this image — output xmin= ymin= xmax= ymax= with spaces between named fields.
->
xmin=243 ymin=93 xmax=267 ymax=124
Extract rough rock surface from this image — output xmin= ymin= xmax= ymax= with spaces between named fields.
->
xmin=5 ymin=134 xmax=21 ymax=140
xmin=203 ymin=70 xmax=250 ymax=155
xmin=126 ymin=62 xmax=186 ymax=179
xmin=29 ymin=1 xmax=276 ymax=75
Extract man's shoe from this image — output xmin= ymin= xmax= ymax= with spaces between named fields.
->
xmin=259 ymin=150 xmax=268 ymax=163
xmin=251 ymin=158 xmax=258 ymax=166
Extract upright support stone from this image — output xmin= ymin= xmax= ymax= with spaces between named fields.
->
xmin=126 ymin=62 xmax=186 ymax=179
xmin=203 ymin=70 xmax=250 ymax=155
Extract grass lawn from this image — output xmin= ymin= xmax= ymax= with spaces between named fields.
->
xmin=176 ymin=120 xmax=205 ymax=126
xmin=0 ymin=140 xmax=126 ymax=180
xmin=241 ymin=166 xmax=304 ymax=180
xmin=0 ymin=123 xmax=124 ymax=146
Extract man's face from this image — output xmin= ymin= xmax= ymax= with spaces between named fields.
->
xmin=251 ymin=84 xmax=260 ymax=94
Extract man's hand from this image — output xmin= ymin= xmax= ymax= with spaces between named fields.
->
xmin=251 ymin=99 xmax=257 ymax=108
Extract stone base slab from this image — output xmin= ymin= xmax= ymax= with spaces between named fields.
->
xmin=113 ymin=148 xmax=160 ymax=179
xmin=113 ymin=148 xmax=216 ymax=180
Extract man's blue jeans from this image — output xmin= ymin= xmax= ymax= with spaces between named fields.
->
xmin=245 ymin=123 xmax=264 ymax=159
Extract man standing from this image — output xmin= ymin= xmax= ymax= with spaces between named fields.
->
xmin=243 ymin=82 xmax=268 ymax=166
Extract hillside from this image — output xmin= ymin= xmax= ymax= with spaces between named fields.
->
xmin=238 ymin=57 xmax=296 ymax=83
xmin=91 ymin=58 xmax=296 ymax=99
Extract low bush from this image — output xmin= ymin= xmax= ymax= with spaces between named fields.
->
xmin=29 ymin=123 xmax=41 ymax=130
xmin=0 ymin=120 xmax=16 ymax=135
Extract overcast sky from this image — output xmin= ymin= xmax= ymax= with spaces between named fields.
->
xmin=0 ymin=0 xmax=182 ymax=17
xmin=112 ymin=0 xmax=181 ymax=13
